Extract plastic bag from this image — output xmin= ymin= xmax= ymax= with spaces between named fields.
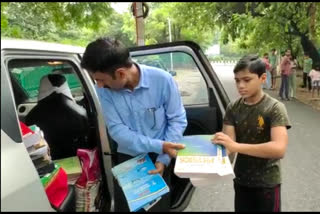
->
xmin=75 ymin=148 xmax=101 ymax=212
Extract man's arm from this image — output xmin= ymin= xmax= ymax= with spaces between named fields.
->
xmin=213 ymin=126 xmax=288 ymax=159
xmin=157 ymin=76 xmax=188 ymax=166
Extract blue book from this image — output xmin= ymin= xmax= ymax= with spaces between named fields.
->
xmin=112 ymin=154 xmax=169 ymax=212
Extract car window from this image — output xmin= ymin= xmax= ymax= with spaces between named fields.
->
xmin=132 ymin=52 xmax=209 ymax=105
xmin=8 ymin=59 xmax=83 ymax=103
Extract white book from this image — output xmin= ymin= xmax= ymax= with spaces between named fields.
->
xmin=174 ymin=135 xmax=234 ymax=179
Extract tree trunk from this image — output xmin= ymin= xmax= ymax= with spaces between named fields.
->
xmin=300 ymin=34 xmax=320 ymax=66
xmin=309 ymin=2 xmax=317 ymax=44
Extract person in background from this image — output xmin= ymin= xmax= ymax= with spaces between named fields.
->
xmin=309 ymin=63 xmax=320 ymax=98
xmin=303 ymin=52 xmax=313 ymax=92
xmin=269 ymin=49 xmax=278 ymax=90
xmin=288 ymin=55 xmax=298 ymax=99
xmin=262 ymin=53 xmax=271 ymax=90
xmin=279 ymin=49 xmax=291 ymax=101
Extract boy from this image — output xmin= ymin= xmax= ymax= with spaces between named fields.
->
xmin=212 ymin=55 xmax=291 ymax=212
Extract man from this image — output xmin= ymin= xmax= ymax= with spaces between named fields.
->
xmin=81 ymin=37 xmax=187 ymax=212
xmin=279 ymin=49 xmax=291 ymax=101
xmin=269 ymin=49 xmax=278 ymax=90
xmin=303 ymin=52 xmax=313 ymax=91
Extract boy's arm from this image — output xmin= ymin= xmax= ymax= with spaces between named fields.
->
xmin=214 ymin=126 xmax=288 ymax=159
xmin=222 ymin=124 xmax=236 ymax=155
xmin=222 ymin=124 xmax=237 ymax=163
xmin=233 ymin=126 xmax=288 ymax=159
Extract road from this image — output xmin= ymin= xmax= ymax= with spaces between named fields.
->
xmin=184 ymin=63 xmax=320 ymax=212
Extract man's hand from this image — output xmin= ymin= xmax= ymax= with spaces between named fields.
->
xmin=212 ymin=132 xmax=238 ymax=153
xmin=163 ymin=142 xmax=185 ymax=158
xmin=148 ymin=162 xmax=165 ymax=176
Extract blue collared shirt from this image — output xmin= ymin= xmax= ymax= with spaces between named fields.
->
xmin=95 ymin=64 xmax=187 ymax=166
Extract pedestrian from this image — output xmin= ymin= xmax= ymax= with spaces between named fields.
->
xmin=262 ymin=53 xmax=272 ymax=90
xmin=279 ymin=49 xmax=291 ymax=101
xmin=289 ymin=55 xmax=298 ymax=99
xmin=212 ymin=54 xmax=291 ymax=212
xmin=269 ymin=49 xmax=278 ymax=90
xmin=309 ymin=63 xmax=320 ymax=98
xmin=303 ymin=52 xmax=313 ymax=92
xmin=80 ymin=37 xmax=187 ymax=212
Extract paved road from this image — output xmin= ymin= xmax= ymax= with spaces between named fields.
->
xmin=185 ymin=64 xmax=320 ymax=212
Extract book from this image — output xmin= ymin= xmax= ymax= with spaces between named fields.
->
xmin=174 ymin=135 xmax=234 ymax=181
xmin=54 ymin=156 xmax=82 ymax=185
xmin=112 ymin=154 xmax=169 ymax=212
xmin=20 ymin=122 xmax=42 ymax=149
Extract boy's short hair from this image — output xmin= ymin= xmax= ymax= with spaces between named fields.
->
xmin=81 ymin=37 xmax=133 ymax=77
xmin=271 ymin=48 xmax=276 ymax=52
xmin=263 ymin=53 xmax=269 ymax=57
xmin=304 ymin=52 xmax=309 ymax=56
xmin=234 ymin=55 xmax=266 ymax=77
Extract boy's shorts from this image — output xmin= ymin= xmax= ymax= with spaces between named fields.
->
xmin=312 ymin=80 xmax=320 ymax=87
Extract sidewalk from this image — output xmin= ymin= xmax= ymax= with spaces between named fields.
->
xmin=271 ymin=70 xmax=320 ymax=111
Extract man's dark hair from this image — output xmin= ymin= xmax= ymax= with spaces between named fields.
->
xmin=234 ymin=55 xmax=266 ymax=77
xmin=81 ymin=37 xmax=133 ymax=77
xmin=271 ymin=48 xmax=276 ymax=52
xmin=304 ymin=52 xmax=309 ymax=56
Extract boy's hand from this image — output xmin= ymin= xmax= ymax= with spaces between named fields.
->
xmin=211 ymin=132 xmax=238 ymax=153
xmin=148 ymin=162 xmax=165 ymax=176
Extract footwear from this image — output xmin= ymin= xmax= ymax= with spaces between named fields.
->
xmin=286 ymin=98 xmax=290 ymax=101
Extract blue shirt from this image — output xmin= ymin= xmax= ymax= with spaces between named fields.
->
xmin=95 ymin=64 xmax=187 ymax=166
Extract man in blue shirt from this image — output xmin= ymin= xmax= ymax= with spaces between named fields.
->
xmin=81 ymin=37 xmax=187 ymax=212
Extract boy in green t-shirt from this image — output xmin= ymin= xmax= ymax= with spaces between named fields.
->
xmin=212 ymin=55 xmax=291 ymax=212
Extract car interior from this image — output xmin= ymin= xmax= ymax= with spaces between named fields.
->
xmin=8 ymin=59 xmax=106 ymax=212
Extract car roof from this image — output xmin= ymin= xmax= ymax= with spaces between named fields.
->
xmin=1 ymin=39 xmax=85 ymax=54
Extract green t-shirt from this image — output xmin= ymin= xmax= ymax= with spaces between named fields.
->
xmin=223 ymin=93 xmax=291 ymax=188
xmin=269 ymin=54 xmax=277 ymax=68
xmin=304 ymin=58 xmax=313 ymax=73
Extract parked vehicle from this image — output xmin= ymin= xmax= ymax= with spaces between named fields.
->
xmin=1 ymin=39 xmax=238 ymax=212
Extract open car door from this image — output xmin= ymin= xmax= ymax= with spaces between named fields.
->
xmin=129 ymin=41 xmax=232 ymax=211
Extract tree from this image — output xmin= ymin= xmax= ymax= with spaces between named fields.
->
xmin=173 ymin=2 xmax=320 ymax=65
xmin=1 ymin=2 xmax=113 ymax=45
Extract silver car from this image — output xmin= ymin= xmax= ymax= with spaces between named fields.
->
xmin=1 ymin=39 xmax=238 ymax=212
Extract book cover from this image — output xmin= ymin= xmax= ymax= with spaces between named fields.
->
xmin=112 ymin=154 xmax=169 ymax=212
xmin=174 ymin=135 xmax=234 ymax=179
xmin=54 ymin=156 xmax=82 ymax=184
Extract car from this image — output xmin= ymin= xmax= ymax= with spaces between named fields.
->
xmin=1 ymin=39 xmax=238 ymax=212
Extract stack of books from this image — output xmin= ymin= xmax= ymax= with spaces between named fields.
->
xmin=54 ymin=156 xmax=82 ymax=185
xmin=20 ymin=122 xmax=54 ymax=177
xmin=112 ymin=154 xmax=169 ymax=212
xmin=174 ymin=135 xmax=234 ymax=186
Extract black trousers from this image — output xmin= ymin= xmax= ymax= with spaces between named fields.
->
xmin=113 ymin=153 xmax=171 ymax=212
xmin=234 ymin=182 xmax=281 ymax=212
xmin=303 ymin=72 xmax=312 ymax=91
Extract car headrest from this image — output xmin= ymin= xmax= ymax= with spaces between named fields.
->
xmin=38 ymin=74 xmax=75 ymax=102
